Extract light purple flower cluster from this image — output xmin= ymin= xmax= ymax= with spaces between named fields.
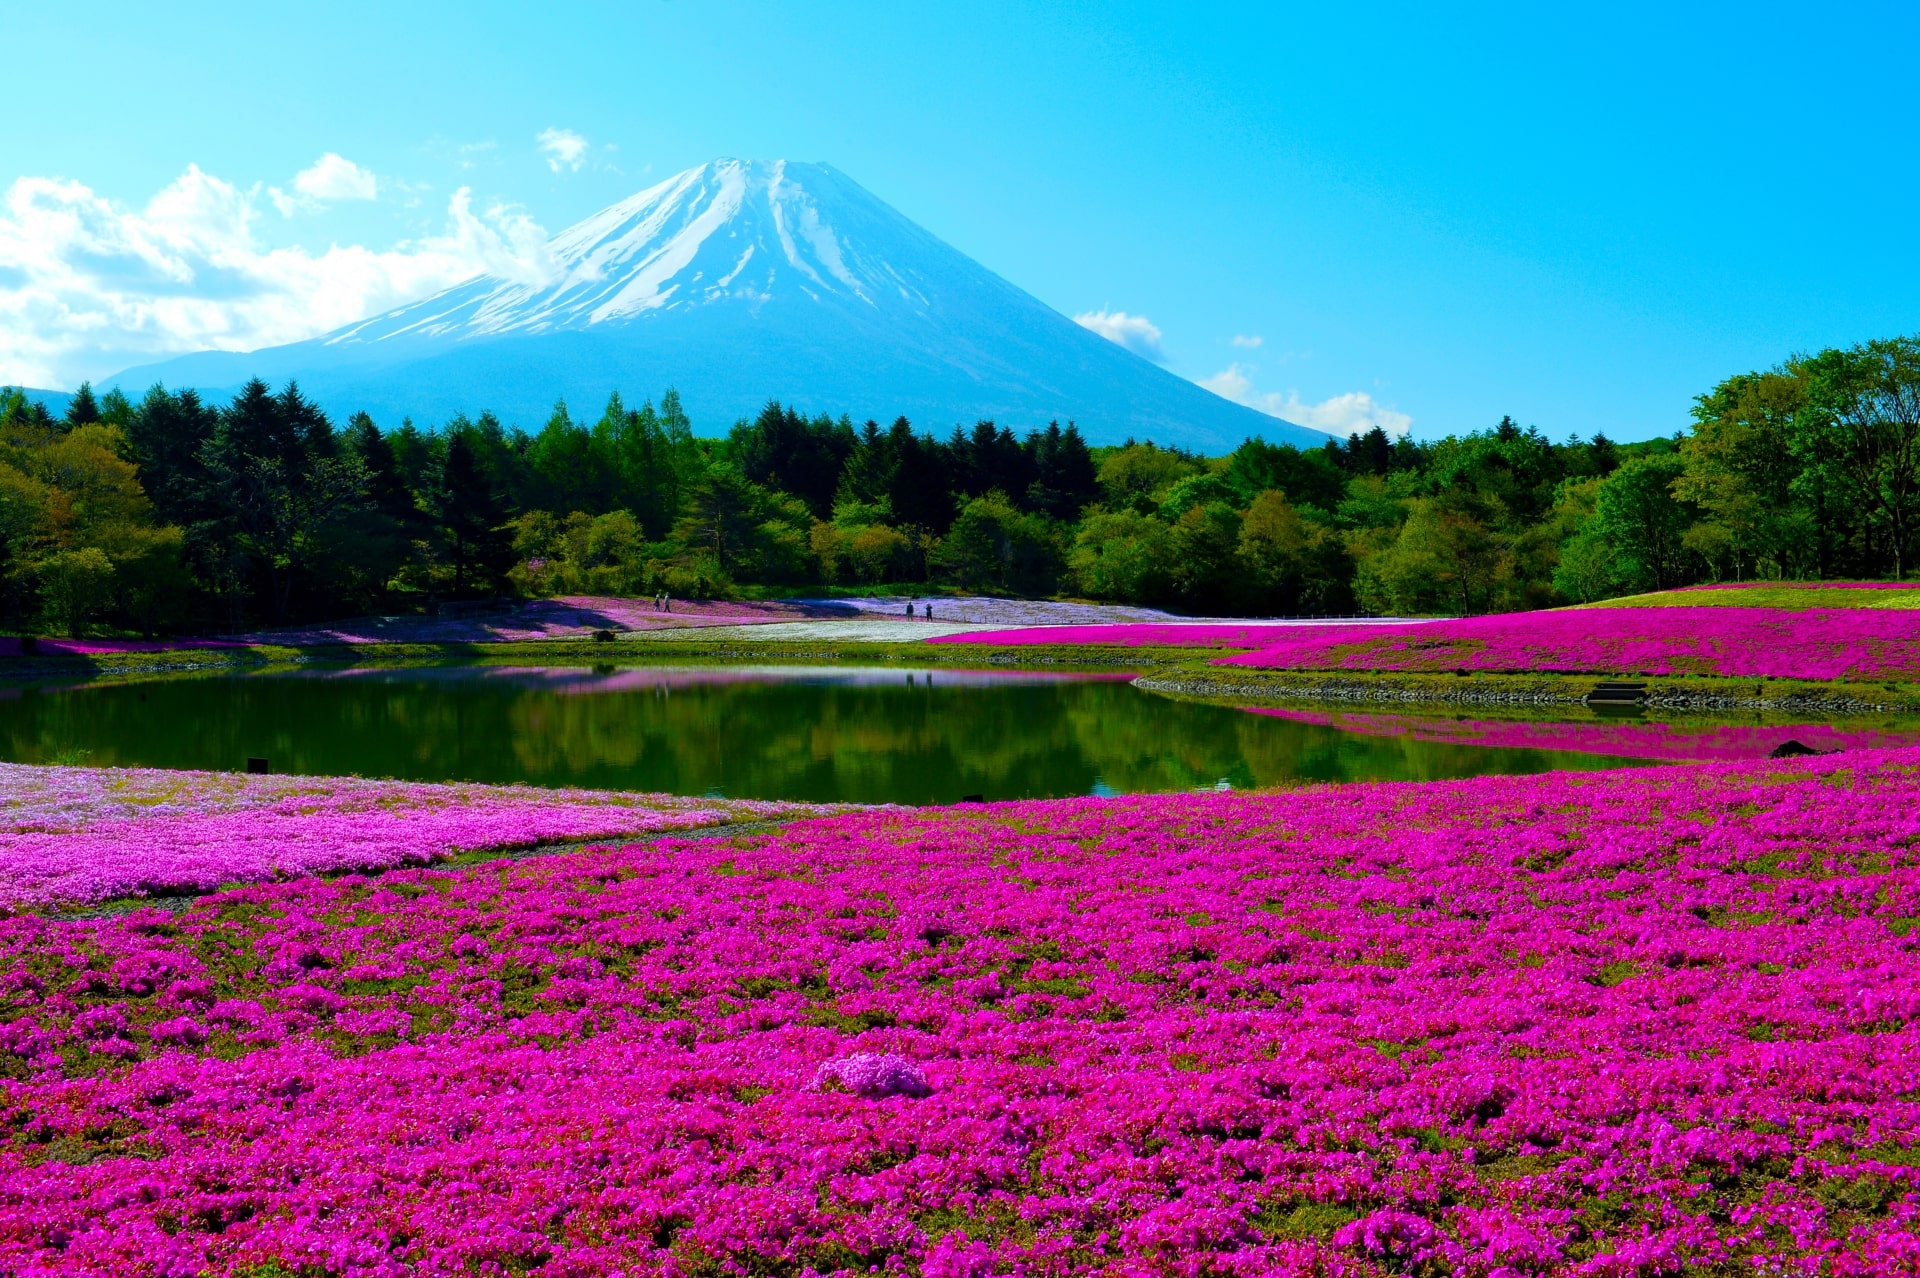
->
xmin=0 ymin=763 xmax=844 ymax=909
xmin=0 ymin=751 xmax=1915 ymax=1273
xmin=1243 ymin=706 xmax=1920 ymax=762
xmin=812 ymin=1052 xmax=932 ymax=1098
xmin=1217 ymin=606 xmax=1920 ymax=680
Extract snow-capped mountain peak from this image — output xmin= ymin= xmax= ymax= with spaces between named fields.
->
xmin=110 ymin=159 xmax=1325 ymax=451
xmin=333 ymin=160 xmax=952 ymax=346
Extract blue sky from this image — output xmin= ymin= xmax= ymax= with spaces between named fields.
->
xmin=2 ymin=1 xmax=1916 ymax=442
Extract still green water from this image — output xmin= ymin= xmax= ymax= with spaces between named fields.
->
xmin=0 ymin=665 xmax=1647 ymax=803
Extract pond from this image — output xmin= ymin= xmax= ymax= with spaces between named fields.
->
xmin=0 ymin=663 xmax=1677 ymax=804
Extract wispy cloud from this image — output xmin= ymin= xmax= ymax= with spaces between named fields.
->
xmin=0 ymin=165 xmax=554 ymax=387
xmin=1230 ymin=334 xmax=1263 ymax=349
xmin=537 ymin=127 xmax=590 ymax=173
xmin=1200 ymin=363 xmax=1413 ymax=437
xmin=1073 ymin=309 xmax=1167 ymax=362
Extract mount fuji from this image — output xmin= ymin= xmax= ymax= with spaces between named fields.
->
xmin=109 ymin=159 xmax=1325 ymax=450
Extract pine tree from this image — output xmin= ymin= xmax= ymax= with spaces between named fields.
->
xmin=64 ymin=381 xmax=100 ymax=426
xmin=436 ymin=427 xmax=512 ymax=597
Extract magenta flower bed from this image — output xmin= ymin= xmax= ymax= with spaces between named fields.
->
xmin=0 ymin=764 xmax=843 ymax=909
xmin=1218 ymin=607 xmax=1920 ymax=680
xmin=1 ymin=755 xmax=1916 ymax=1273
xmin=1244 ymin=706 xmax=1920 ymax=762
xmin=930 ymin=620 xmax=1423 ymax=648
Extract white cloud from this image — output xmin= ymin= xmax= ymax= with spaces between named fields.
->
xmin=537 ymin=127 xmax=589 ymax=173
xmin=293 ymin=152 xmax=378 ymax=202
xmin=1200 ymin=363 xmax=1413 ymax=438
xmin=1073 ymin=308 xmax=1167 ymax=362
xmin=1230 ymin=334 xmax=1263 ymax=349
xmin=0 ymin=164 xmax=555 ymax=387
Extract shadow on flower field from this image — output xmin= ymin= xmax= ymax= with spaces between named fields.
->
xmin=0 ymin=750 xmax=1916 ymax=1273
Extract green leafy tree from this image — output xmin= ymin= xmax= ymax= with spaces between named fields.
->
xmin=1067 ymin=507 xmax=1172 ymax=603
xmin=1237 ymin=490 xmax=1312 ymax=611
xmin=933 ymin=491 xmax=1058 ymax=593
xmin=1167 ymin=501 xmax=1242 ymax=610
xmin=1594 ymin=454 xmax=1696 ymax=591
xmin=1096 ymin=441 xmax=1199 ymax=514
xmin=35 ymin=546 xmax=114 ymax=637
xmin=1797 ymin=337 xmax=1920 ymax=579
xmin=1678 ymin=369 xmax=1815 ymax=579
xmin=1353 ymin=500 xmax=1454 ymax=616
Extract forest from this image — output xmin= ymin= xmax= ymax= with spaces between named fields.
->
xmin=1 ymin=334 xmax=1917 ymax=636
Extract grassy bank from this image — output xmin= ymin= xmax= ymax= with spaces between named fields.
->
xmin=0 ymin=636 xmax=1203 ymax=682
xmin=1137 ymin=664 xmax=1920 ymax=714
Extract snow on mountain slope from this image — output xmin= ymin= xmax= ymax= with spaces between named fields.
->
xmin=108 ymin=160 xmax=1326 ymax=451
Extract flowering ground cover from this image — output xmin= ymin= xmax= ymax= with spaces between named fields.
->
xmin=930 ymin=619 xmax=1423 ymax=649
xmin=0 ymin=764 xmax=840 ymax=911
xmin=1218 ymin=607 xmax=1920 ymax=682
xmin=1590 ymin=584 xmax=1920 ymax=612
xmin=0 ymin=752 xmax=1916 ymax=1273
xmin=1243 ymin=705 xmax=1920 ymax=763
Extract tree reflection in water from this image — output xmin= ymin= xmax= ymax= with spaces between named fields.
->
xmin=0 ymin=665 xmax=1646 ymax=804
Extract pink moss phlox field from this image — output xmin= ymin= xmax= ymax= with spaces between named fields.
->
xmin=1 ymin=754 xmax=1918 ymax=1273
xmin=1218 ymin=607 xmax=1920 ymax=680
xmin=1243 ymin=706 xmax=1920 ymax=763
xmin=930 ymin=621 xmax=1424 ymax=648
xmin=0 ymin=764 xmax=841 ymax=909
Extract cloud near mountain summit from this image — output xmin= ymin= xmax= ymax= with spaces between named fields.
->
xmin=0 ymin=163 xmax=550 ymax=387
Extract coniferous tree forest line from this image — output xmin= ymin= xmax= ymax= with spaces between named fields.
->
xmin=2 ymin=333 xmax=1918 ymax=637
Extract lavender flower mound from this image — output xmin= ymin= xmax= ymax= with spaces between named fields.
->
xmin=0 ymin=764 xmax=843 ymax=909
xmin=0 ymin=753 xmax=1917 ymax=1273
xmin=1218 ymin=606 xmax=1920 ymax=680
xmin=813 ymin=1051 xmax=932 ymax=1098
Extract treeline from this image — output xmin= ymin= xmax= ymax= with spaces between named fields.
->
xmin=2 ymin=334 xmax=1917 ymax=636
